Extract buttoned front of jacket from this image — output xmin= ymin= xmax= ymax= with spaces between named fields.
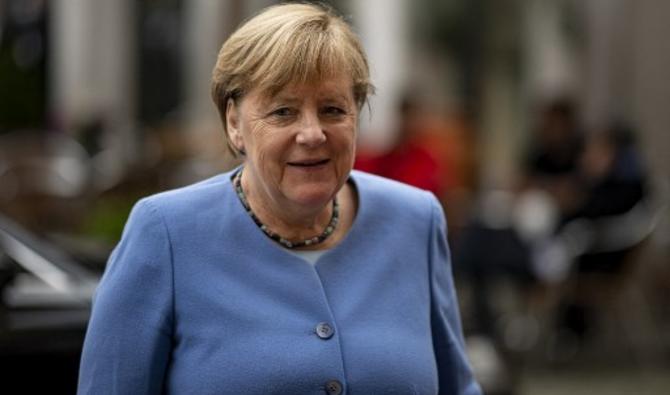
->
xmin=78 ymin=170 xmax=481 ymax=395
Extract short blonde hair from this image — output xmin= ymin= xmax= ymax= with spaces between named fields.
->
xmin=211 ymin=2 xmax=374 ymax=156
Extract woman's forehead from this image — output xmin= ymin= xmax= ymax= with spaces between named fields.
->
xmin=255 ymin=74 xmax=355 ymax=102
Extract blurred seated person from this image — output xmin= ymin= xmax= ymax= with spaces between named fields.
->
xmin=565 ymin=122 xmax=646 ymax=233
xmin=453 ymin=98 xmax=585 ymax=338
xmin=555 ymin=122 xmax=649 ymax=338
xmin=521 ymin=99 xmax=647 ymax=275
xmin=528 ymin=121 xmax=649 ymax=273
xmin=456 ymin=112 xmax=649 ymax=346
xmin=526 ymin=121 xmax=649 ymax=277
xmin=522 ymin=120 xmax=649 ymax=285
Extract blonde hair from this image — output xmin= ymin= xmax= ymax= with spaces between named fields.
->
xmin=211 ymin=2 xmax=374 ymax=156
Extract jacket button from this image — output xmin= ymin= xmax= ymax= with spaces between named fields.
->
xmin=325 ymin=379 xmax=343 ymax=395
xmin=315 ymin=322 xmax=334 ymax=339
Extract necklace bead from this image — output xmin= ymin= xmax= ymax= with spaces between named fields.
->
xmin=233 ymin=168 xmax=339 ymax=249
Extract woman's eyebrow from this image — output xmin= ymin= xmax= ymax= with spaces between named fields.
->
xmin=266 ymin=89 xmax=352 ymax=105
xmin=322 ymin=94 xmax=351 ymax=103
xmin=266 ymin=94 xmax=301 ymax=105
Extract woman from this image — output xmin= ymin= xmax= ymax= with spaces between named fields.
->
xmin=78 ymin=4 xmax=481 ymax=394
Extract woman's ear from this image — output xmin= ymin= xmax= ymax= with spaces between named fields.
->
xmin=226 ymin=98 xmax=244 ymax=153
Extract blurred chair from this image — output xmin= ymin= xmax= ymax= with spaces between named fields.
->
xmin=538 ymin=179 xmax=667 ymax=365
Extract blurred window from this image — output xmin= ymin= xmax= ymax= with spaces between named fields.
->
xmin=0 ymin=0 xmax=48 ymax=132
xmin=138 ymin=0 xmax=183 ymax=124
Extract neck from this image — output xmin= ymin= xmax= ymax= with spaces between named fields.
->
xmin=239 ymin=170 xmax=336 ymax=242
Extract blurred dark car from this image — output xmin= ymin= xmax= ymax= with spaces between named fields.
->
xmin=0 ymin=214 xmax=99 ymax=394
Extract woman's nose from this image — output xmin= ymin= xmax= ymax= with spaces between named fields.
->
xmin=295 ymin=111 xmax=327 ymax=147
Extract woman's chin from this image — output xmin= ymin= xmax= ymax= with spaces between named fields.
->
xmin=284 ymin=185 xmax=337 ymax=208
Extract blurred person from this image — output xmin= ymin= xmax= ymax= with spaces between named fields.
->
xmin=526 ymin=99 xmax=583 ymax=176
xmin=555 ymin=122 xmax=648 ymax=339
xmin=526 ymin=121 xmax=648 ymax=281
xmin=354 ymin=94 xmax=454 ymax=199
xmin=452 ymin=99 xmax=587 ymax=350
xmin=77 ymin=4 xmax=481 ymax=395
xmin=523 ymin=98 xmax=584 ymax=217
xmin=355 ymin=97 xmax=479 ymax=247
xmin=566 ymin=122 xmax=646 ymax=230
xmin=422 ymin=108 xmax=480 ymax=242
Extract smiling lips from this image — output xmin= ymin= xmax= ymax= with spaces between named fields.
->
xmin=287 ymin=158 xmax=330 ymax=167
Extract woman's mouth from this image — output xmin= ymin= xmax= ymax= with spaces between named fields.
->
xmin=287 ymin=158 xmax=330 ymax=167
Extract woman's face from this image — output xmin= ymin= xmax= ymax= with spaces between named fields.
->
xmin=227 ymin=73 xmax=358 ymax=211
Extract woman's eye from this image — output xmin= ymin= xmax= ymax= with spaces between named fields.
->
xmin=323 ymin=106 xmax=346 ymax=116
xmin=270 ymin=107 xmax=294 ymax=117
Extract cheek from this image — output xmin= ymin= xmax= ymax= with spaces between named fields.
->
xmin=247 ymin=122 xmax=281 ymax=157
xmin=332 ymin=128 xmax=356 ymax=168
xmin=245 ymin=120 xmax=267 ymax=147
xmin=252 ymin=131 xmax=294 ymax=177
xmin=337 ymin=125 xmax=356 ymax=154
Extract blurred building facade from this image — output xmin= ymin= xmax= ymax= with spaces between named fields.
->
xmin=3 ymin=1 xmax=668 ymax=203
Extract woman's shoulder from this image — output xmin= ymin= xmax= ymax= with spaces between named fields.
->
xmin=351 ymin=170 xmax=440 ymax=222
xmin=133 ymin=169 xmax=237 ymax=222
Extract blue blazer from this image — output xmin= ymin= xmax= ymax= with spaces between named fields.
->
xmin=78 ymin=169 xmax=481 ymax=395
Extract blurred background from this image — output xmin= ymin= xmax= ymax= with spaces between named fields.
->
xmin=0 ymin=0 xmax=669 ymax=394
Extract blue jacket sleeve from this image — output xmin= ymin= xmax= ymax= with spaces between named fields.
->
xmin=428 ymin=196 xmax=482 ymax=395
xmin=78 ymin=199 xmax=173 ymax=394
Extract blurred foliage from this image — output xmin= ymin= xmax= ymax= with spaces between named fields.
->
xmin=78 ymin=196 xmax=135 ymax=244
xmin=77 ymin=166 xmax=166 ymax=244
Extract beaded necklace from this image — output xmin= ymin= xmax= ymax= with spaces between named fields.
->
xmin=233 ymin=168 xmax=339 ymax=249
